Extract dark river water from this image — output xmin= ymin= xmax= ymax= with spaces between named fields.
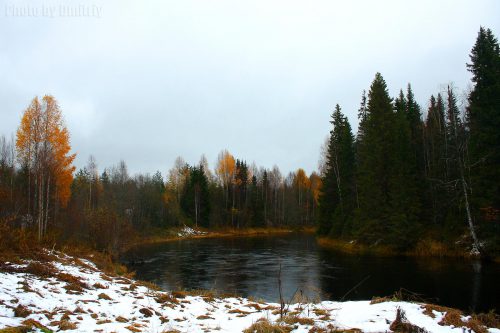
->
xmin=122 ymin=233 xmax=499 ymax=312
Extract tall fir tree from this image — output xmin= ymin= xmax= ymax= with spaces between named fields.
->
xmin=181 ymin=165 xmax=211 ymax=228
xmin=467 ymin=27 xmax=500 ymax=228
xmin=354 ymin=73 xmax=419 ymax=248
xmin=318 ymin=104 xmax=355 ymax=236
xmin=423 ymin=94 xmax=448 ymax=227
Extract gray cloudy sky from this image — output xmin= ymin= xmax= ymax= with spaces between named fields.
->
xmin=1 ymin=0 xmax=499 ymax=176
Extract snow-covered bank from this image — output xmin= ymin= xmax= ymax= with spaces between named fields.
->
xmin=0 ymin=252 xmax=498 ymax=333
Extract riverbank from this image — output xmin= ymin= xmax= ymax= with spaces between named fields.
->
xmin=126 ymin=225 xmax=315 ymax=251
xmin=1 ymin=250 xmax=498 ymax=333
xmin=317 ymin=237 xmax=500 ymax=262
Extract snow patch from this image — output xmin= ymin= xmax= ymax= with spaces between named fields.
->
xmin=0 ymin=252 xmax=495 ymax=333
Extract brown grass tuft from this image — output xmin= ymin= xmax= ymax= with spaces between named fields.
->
xmin=196 ymin=314 xmax=214 ymax=320
xmin=0 ymin=327 xmax=31 ymax=333
xmin=229 ymin=308 xmax=252 ymax=315
xmin=279 ymin=315 xmax=315 ymax=326
xmin=473 ymin=310 xmax=500 ymax=329
xmin=24 ymin=261 xmax=57 ymax=278
xmin=13 ymin=305 xmax=31 ymax=318
xmin=125 ymin=325 xmax=142 ymax=332
xmin=390 ymin=307 xmax=428 ymax=333
xmin=93 ymin=282 xmax=107 ymax=289
xmin=243 ymin=318 xmax=293 ymax=333
xmin=58 ymin=320 xmax=78 ymax=330
xmin=155 ymin=293 xmax=179 ymax=304
xmin=98 ymin=292 xmax=112 ymax=300
xmin=171 ymin=291 xmax=187 ymax=298
xmin=139 ymin=308 xmax=154 ymax=317
xmin=20 ymin=319 xmax=49 ymax=331
xmin=370 ymin=296 xmax=391 ymax=304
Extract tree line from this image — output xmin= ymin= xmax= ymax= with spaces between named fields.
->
xmin=1 ymin=127 xmax=320 ymax=253
xmin=318 ymin=27 xmax=500 ymax=255
xmin=1 ymin=27 xmax=498 ymax=256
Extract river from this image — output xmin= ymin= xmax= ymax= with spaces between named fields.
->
xmin=122 ymin=233 xmax=499 ymax=312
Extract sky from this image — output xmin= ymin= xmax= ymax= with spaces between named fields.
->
xmin=1 ymin=0 xmax=499 ymax=177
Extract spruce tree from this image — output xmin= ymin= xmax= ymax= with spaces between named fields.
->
xmin=354 ymin=73 xmax=419 ymax=248
xmin=423 ymin=94 xmax=448 ymax=227
xmin=318 ymin=104 xmax=355 ymax=236
xmin=181 ymin=165 xmax=211 ymax=228
xmin=467 ymin=27 xmax=500 ymax=226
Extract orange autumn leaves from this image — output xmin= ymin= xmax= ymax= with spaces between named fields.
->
xmin=16 ymin=95 xmax=76 ymax=207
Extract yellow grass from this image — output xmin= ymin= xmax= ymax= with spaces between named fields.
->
xmin=125 ymin=226 xmax=314 ymax=251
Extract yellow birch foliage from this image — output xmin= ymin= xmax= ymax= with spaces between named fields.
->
xmin=216 ymin=150 xmax=235 ymax=186
xmin=16 ymin=95 xmax=76 ymax=207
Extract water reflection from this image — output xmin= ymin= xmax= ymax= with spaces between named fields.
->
xmin=122 ymin=233 xmax=499 ymax=312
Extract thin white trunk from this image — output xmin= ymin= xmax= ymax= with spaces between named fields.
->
xmin=44 ymin=174 xmax=50 ymax=236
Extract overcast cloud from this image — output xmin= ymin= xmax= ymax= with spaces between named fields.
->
xmin=1 ymin=0 xmax=499 ymax=176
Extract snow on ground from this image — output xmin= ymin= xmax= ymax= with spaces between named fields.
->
xmin=177 ymin=226 xmax=207 ymax=237
xmin=0 ymin=252 xmax=498 ymax=333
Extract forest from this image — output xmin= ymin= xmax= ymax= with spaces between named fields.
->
xmin=0 ymin=27 xmax=499 ymax=258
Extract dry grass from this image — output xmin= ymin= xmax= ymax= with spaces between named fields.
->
xmin=171 ymin=291 xmax=187 ymax=298
xmin=370 ymin=296 xmax=392 ymax=304
xmin=473 ymin=310 xmax=500 ymax=328
xmin=196 ymin=314 xmax=214 ymax=320
xmin=422 ymin=304 xmax=456 ymax=319
xmin=58 ymin=320 xmax=78 ymax=330
xmin=126 ymin=226 xmax=301 ymax=252
xmin=326 ymin=329 xmax=362 ymax=333
xmin=279 ymin=315 xmax=315 ymax=326
xmin=125 ymin=325 xmax=142 ymax=332
xmin=313 ymin=308 xmax=330 ymax=318
xmin=317 ymin=236 xmax=474 ymax=259
xmin=390 ymin=307 xmax=428 ymax=333
xmin=243 ymin=318 xmax=293 ymax=333
xmin=24 ymin=262 xmax=57 ymax=278
xmin=139 ymin=308 xmax=154 ymax=317
xmin=439 ymin=310 xmax=488 ymax=333
xmin=422 ymin=304 xmax=494 ymax=333
xmin=13 ymin=305 xmax=31 ymax=318
xmin=136 ymin=280 xmax=160 ymax=291
xmin=316 ymin=237 xmax=395 ymax=256
xmin=97 ymin=292 xmax=112 ymax=300
xmin=0 ymin=327 xmax=30 ymax=333
xmin=58 ymin=272 xmax=89 ymax=293
xmin=20 ymin=319 xmax=50 ymax=331
xmin=228 ymin=308 xmax=252 ymax=315
xmin=93 ymin=282 xmax=107 ymax=289
xmin=155 ymin=293 xmax=180 ymax=304
xmin=61 ymin=245 xmax=130 ymax=277
xmin=246 ymin=303 xmax=271 ymax=311
xmin=410 ymin=239 xmax=468 ymax=258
